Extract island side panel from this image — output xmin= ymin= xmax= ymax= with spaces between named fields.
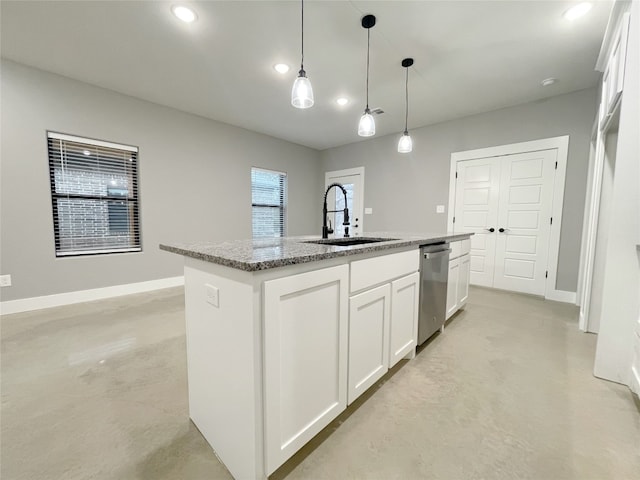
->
xmin=184 ymin=257 xmax=265 ymax=480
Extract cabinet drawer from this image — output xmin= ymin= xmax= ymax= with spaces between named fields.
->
xmin=449 ymin=239 xmax=470 ymax=259
xmin=460 ymin=239 xmax=470 ymax=256
xmin=450 ymin=241 xmax=461 ymax=259
xmin=350 ymin=249 xmax=419 ymax=293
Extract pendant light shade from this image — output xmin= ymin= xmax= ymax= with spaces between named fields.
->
xmin=358 ymin=15 xmax=376 ymax=137
xmin=292 ymin=72 xmax=313 ymax=108
xmin=292 ymin=0 xmax=314 ymax=109
xmin=398 ymin=132 xmax=413 ymax=153
xmin=358 ymin=109 xmax=375 ymax=137
xmin=398 ymin=58 xmax=414 ymax=153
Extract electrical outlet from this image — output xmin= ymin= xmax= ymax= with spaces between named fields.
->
xmin=436 ymin=205 xmax=445 ymax=214
xmin=364 ymin=207 xmax=373 ymax=215
xmin=205 ymin=284 xmax=219 ymax=308
xmin=0 ymin=275 xmax=12 ymax=287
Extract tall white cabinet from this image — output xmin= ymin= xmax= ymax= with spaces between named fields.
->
xmin=584 ymin=0 xmax=640 ymax=395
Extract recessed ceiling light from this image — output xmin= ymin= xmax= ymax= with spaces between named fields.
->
xmin=541 ymin=78 xmax=558 ymax=86
xmin=563 ymin=2 xmax=592 ymax=21
xmin=274 ymin=64 xmax=290 ymax=74
xmin=171 ymin=5 xmax=197 ymax=23
xmin=336 ymin=97 xmax=349 ymax=106
xmin=83 ymin=150 xmax=91 ymax=156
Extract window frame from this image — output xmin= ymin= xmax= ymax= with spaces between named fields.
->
xmin=251 ymin=167 xmax=287 ymax=239
xmin=47 ymin=131 xmax=142 ymax=257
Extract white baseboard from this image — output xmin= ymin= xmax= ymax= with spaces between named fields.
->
xmin=545 ymin=289 xmax=577 ymax=304
xmin=0 ymin=276 xmax=184 ymax=315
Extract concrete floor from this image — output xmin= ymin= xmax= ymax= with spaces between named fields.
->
xmin=1 ymin=286 xmax=638 ymax=479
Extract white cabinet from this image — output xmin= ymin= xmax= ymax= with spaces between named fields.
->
xmin=458 ymin=254 xmax=470 ymax=307
xmin=180 ymin=243 xmax=458 ymax=479
xmin=263 ymin=265 xmax=349 ymax=474
xmin=348 ymin=250 xmax=420 ymax=403
xmin=446 ymin=260 xmax=460 ymax=319
xmin=389 ymin=272 xmax=420 ymax=368
xmin=348 ymin=284 xmax=391 ymax=404
xmin=446 ymin=240 xmax=471 ymax=320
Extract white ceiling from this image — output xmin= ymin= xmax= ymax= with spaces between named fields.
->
xmin=1 ymin=1 xmax=611 ymax=150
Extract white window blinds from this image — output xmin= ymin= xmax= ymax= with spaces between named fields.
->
xmin=251 ymin=167 xmax=287 ymax=238
xmin=47 ymin=132 xmax=141 ymax=256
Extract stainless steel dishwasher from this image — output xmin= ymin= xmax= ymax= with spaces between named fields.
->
xmin=418 ymin=243 xmax=451 ymax=344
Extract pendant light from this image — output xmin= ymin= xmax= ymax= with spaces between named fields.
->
xmin=291 ymin=0 xmax=314 ymax=109
xmin=398 ymin=58 xmax=414 ymax=153
xmin=358 ymin=15 xmax=376 ymax=137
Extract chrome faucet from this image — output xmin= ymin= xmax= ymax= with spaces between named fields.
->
xmin=323 ymin=183 xmax=350 ymax=239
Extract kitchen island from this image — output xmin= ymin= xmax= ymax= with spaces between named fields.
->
xmin=160 ymin=232 xmax=472 ymax=479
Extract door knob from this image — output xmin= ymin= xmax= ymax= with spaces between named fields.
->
xmin=486 ymin=227 xmax=495 ymax=233
xmin=499 ymin=228 xmax=510 ymax=233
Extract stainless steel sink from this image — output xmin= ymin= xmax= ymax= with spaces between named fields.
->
xmin=303 ymin=237 xmax=398 ymax=247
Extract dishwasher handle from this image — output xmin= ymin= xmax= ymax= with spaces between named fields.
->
xmin=423 ymin=248 xmax=451 ymax=259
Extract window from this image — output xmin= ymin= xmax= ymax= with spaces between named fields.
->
xmin=47 ymin=132 xmax=141 ymax=256
xmin=251 ymin=167 xmax=286 ymax=238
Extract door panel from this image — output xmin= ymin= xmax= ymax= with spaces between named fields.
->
xmin=453 ymin=148 xmax=556 ymax=297
xmin=326 ymin=168 xmax=364 ymax=237
xmin=454 ymin=158 xmax=501 ymax=287
xmin=493 ymin=150 xmax=556 ymax=295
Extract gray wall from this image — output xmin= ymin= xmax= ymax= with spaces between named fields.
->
xmin=321 ymin=88 xmax=597 ymax=292
xmin=0 ymin=60 xmax=323 ymax=301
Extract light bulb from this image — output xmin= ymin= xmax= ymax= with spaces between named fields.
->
xmin=563 ymin=2 xmax=592 ymax=21
xmin=358 ymin=110 xmax=375 ymax=137
xmin=398 ymin=132 xmax=413 ymax=153
xmin=291 ymin=71 xmax=314 ymax=109
xmin=171 ymin=5 xmax=197 ymax=23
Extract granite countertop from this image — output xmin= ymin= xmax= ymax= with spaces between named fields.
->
xmin=160 ymin=231 xmax=473 ymax=272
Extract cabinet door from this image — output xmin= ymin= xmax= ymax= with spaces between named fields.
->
xmin=446 ymin=258 xmax=460 ymax=320
xmin=264 ymin=265 xmax=349 ymax=475
xmin=389 ymin=272 xmax=419 ymax=368
xmin=457 ymin=254 xmax=470 ymax=308
xmin=348 ymin=283 xmax=391 ymax=404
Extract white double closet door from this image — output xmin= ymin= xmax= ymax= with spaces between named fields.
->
xmin=453 ymin=149 xmax=557 ymax=296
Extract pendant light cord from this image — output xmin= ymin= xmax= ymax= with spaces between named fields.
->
xmin=365 ymin=27 xmax=370 ymax=110
xmin=404 ymin=67 xmax=409 ymax=133
xmin=300 ymin=0 xmax=305 ymax=70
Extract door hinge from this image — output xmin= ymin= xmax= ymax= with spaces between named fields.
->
xmin=545 ymin=271 xmax=548 ymax=278
xmin=550 ymin=217 xmax=553 ymax=225
xmin=453 ymin=216 xmax=456 ymax=223
xmin=555 ymin=161 xmax=558 ymax=169
xmin=455 ymin=172 xmax=458 ymax=179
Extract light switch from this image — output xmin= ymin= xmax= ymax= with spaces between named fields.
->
xmin=205 ymin=284 xmax=219 ymax=308
xmin=364 ymin=207 xmax=373 ymax=215
xmin=436 ymin=205 xmax=445 ymax=214
xmin=0 ymin=275 xmax=12 ymax=287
